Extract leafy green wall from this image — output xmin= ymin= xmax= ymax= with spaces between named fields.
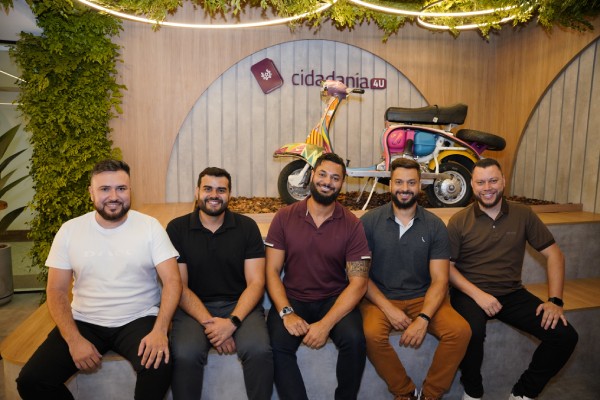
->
xmin=10 ymin=0 xmax=123 ymax=282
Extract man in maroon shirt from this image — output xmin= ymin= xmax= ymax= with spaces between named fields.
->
xmin=265 ymin=153 xmax=371 ymax=400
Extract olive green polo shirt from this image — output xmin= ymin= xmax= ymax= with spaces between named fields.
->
xmin=447 ymin=198 xmax=555 ymax=296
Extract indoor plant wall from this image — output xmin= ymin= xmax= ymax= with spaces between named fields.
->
xmin=0 ymin=124 xmax=29 ymax=305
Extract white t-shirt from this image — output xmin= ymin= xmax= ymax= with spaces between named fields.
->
xmin=46 ymin=210 xmax=179 ymax=327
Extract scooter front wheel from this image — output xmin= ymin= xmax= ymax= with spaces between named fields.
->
xmin=426 ymin=161 xmax=473 ymax=207
xmin=278 ymin=160 xmax=312 ymax=204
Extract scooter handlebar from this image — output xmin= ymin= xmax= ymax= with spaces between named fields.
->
xmin=351 ymin=88 xmax=365 ymax=94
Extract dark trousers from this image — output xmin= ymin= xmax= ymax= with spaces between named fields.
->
xmin=450 ymin=288 xmax=578 ymax=398
xmin=16 ymin=316 xmax=172 ymax=400
xmin=266 ymin=296 xmax=366 ymax=400
xmin=170 ymin=302 xmax=273 ymax=400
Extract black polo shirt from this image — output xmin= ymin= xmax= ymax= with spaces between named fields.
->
xmin=448 ymin=199 xmax=555 ymax=296
xmin=166 ymin=209 xmax=265 ymax=302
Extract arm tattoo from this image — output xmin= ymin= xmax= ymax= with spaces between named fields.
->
xmin=346 ymin=260 xmax=370 ymax=277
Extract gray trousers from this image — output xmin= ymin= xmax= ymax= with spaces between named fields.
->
xmin=170 ymin=301 xmax=274 ymax=400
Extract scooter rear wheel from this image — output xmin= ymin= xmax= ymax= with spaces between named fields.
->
xmin=426 ymin=161 xmax=473 ymax=207
xmin=278 ymin=160 xmax=312 ymax=204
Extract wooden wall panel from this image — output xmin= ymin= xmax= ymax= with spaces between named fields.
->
xmin=511 ymin=40 xmax=600 ymax=212
xmin=164 ymin=40 xmax=427 ymax=201
xmin=110 ymin=6 xmax=600 ymax=205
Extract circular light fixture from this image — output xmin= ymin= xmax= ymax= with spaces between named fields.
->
xmin=347 ymin=0 xmax=518 ymax=18
xmin=417 ymin=14 xmax=519 ymax=31
xmin=416 ymin=1 xmax=533 ymax=31
xmin=77 ymin=0 xmax=336 ymax=29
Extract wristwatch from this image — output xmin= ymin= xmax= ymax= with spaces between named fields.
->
xmin=548 ymin=297 xmax=564 ymax=307
xmin=279 ymin=306 xmax=294 ymax=318
xmin=229 ymin=314 xmax=242 ymax=328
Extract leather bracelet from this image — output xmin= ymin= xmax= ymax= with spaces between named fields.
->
xmin=417 ymin=312 xmax=431 ymax=323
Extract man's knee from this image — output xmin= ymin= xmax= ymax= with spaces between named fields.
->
xmin=452 ymin=317 xmax=472 ymax=342
xmin=16 ymin=367 xmax=71 ymax=400
xmin=16 ymin=368 xmax=37 ymax=398
xmin=171 ymin=337 xmax=209 ymax=367
xmin=238 ymin=337 xmax=273 ymax=362
xmin=554 ymin=323 xmax=579 ymax=350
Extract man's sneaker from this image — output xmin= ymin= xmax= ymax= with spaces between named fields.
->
xmin=508 ymin=393 xmax=534 ymax=400
xmin=462 ymin=392 xmax=481 ymax=400
xmin=418 ymin=389 xmax=441 ymax=400
xmin=394 ymin=389 xmax=418 ymax=400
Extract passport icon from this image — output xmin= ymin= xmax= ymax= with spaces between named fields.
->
xmin=251 ymin=58 xmax=284 ymax=94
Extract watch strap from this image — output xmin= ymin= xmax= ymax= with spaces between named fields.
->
xmin=229 ymin=314 xmax=242 ymax=328
xmin=548 ymin=297 xmax=564 ymax=307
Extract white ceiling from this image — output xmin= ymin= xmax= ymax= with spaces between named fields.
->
xmin=0 ymin=0 xmax=42 ymax=43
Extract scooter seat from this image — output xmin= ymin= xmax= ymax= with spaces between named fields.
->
xmin=385 ymin=104 xmax=467 ymax=125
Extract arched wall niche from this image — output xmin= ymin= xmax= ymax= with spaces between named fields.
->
xmin=165 ymin=39 xmax=427 ymax=202
xmin=511 ymin=37 xmax=600 ymax=213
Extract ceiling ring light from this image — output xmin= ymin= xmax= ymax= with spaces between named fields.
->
xmin=417 ymin=14 xmax=519 ymax=30
xmin=347 ymin=0 xmax=518 ymax=18
xmin=76 ymin=0 xmax=336 ymax=29
xmin=416 ymin=1 xmax=532 ymax=31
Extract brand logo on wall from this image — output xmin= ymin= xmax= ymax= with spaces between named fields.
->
xmin=291 ymin=69 xmax=386 ymax=89
xmin=251 ymin=58 xmax=284 ymax=94
xmin=251 ymin=58 xmax=387 ymax=93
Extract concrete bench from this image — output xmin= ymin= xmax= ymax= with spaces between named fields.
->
xmin=2 ymin=278 xmax=599 ymax=400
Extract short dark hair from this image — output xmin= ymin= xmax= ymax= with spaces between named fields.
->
xmin=390 ymin=157 xmax=421 ymax=178
xmin=474 ymin=158 xmax=502 ymax=173
xmin=197 ymin=167 xmax=232 ymax=190
xmin=91 ymin=159 xmax=130 ymax=181
xmin=314 ymin=153 xmax=346 ymax=178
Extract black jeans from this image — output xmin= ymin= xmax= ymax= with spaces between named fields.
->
xmin=16 ymin=316 xmax=172 ymax=400
xmin=266 ymin=296 xmax=366 ymax=400
xmin=450 ymin=288 xmax=578 ymax=398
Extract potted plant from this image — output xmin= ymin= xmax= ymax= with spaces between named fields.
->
xmin=0 ymin=124 xmax=29 ymax=305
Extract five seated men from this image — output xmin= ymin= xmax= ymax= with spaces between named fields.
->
xmin=16 ymin=155 xmax=577 ymax=400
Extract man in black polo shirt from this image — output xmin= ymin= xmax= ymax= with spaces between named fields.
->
xmin=166 ymin=167 xmax=273 ymax=400
xmin=448 ymin=158 xmax=578 ymax=400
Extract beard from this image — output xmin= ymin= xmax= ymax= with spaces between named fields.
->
xmin=95 ymin=201 xmax=130 ymax=222
xmin=197 ymin=197 xmax=228 ymax=216
xmin=474 ymin=189 xmax=504 ymax=209
xmin=391 ymin=191 xmax=418 ymax=209
xmin=309 ymin=181 xmax=341 ymax=206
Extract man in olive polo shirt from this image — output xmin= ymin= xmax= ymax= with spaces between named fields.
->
xmin=166 ymin=167 xmax=273 ymax=400
xmin=448 ymin=158 xmax=578 ymax=400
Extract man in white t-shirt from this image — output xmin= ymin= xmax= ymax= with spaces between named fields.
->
xmin=16 ymin=159 xmax=182 ymax=400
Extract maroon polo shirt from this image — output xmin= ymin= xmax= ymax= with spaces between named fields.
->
xmin=448 ymin=199 xmax=555 ymax=296
xmin=266 ymin=198 xmax=371 ymax=302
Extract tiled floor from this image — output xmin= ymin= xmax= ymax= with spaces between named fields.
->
xmin=0 ymin=292 xmax=42 ymax=400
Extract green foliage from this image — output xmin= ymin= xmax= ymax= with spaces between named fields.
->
xmin=91 ymin=0 xmax=600 ymax=37
xmin=0 ymin=125 xmax=29 ymax=233
xmin=10 ymin=0 xmax=123 ymax=283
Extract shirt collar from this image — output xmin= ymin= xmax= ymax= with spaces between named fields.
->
xmin=473 ymin=197 xmax=509 ymax=218
xmin=384 ymin=202 xmax=423 ymax=222
xmin=296 ymin=196 xmax=345 ymax=220
xmin=189 ymin=207 xmax=235 ymax=231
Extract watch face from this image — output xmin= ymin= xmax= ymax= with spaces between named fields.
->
xmin=279 ymin=306 xmax=294 ymax=318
